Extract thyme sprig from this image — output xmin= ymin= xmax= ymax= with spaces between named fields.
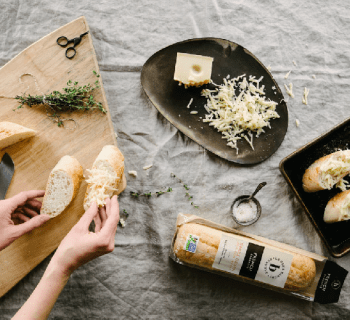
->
xmin=171 ymin=173 xmax=199 ymax=208
xmin=15 ymin=71 xmax=106 ymax=127
xmin=130 ymin=187 xmax=173 ymax=199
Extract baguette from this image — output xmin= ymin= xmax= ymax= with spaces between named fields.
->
xmin=302 ymin=150 xmax=350 ymax=193
xmin=0 ymin=121 xmax=36 ymax=150
xmin=83 ymin=145 xmax=126 ymax=211
xmin=174 ymin=223 xmax=316 ymax=291
xmin=41 ymin=155 xmax=83 ymax=217
xmin=324 ymin=190 xmax=350 ymax=223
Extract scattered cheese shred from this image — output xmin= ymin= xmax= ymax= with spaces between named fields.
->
xmin=293 ymin=60 xmax=297 ymax=66
xmin=284 ymin=83 xmax=294 ymax=98
xmin=128 ymin=170 xmax=137 ymax=177
xmin=302 ymin=87 xmax=310 ymax=105
xmin=119 ymin=218 xmax=126 ymax=228
xmin=186 ymin=98 xmax=193 ymax=109
xmin=201 ymin=74 xmax=279 ymax=153
xmin=312 ymin=75 xmax=316 ymax=79
xmin=143 ymin=164 xmax=153 ymax=170
xmin=190 ymin=111 xmax=198 ymax=114
xmin=284 ymin=70 xmax=291 ymax=79
xmin=295 ymin=119 xmax=300 ymax=127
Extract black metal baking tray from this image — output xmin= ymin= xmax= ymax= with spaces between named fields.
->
xmin=279 ymin=117 xmax=350 ymax=257
xmin=141 ymin=38 xmax=288 ymax=165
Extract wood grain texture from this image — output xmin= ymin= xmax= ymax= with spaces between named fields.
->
xmin=0 ymin=16 xmax=125 ymax=298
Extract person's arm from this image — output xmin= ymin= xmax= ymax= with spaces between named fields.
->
xmin=13 ymin=196 xmax=120 ymax=320
xmin=0 ymin=190 xmax=50 ymax=251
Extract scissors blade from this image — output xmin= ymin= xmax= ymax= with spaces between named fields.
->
xmin=0 ymin=153 xmax=15 ymax=200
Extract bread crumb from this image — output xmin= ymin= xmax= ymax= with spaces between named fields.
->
xmin=143 ymin=164 xmax=153 ymax=170
xmin=128 ymin=170 xmax=137 ymax=177
xmin=284 ymin=70 xmax=291 ymax=79
xmin=284 ymin=83 xmax=294 ymax=98
xmin=302 ymin=87 xmax=310 ymax=105
xmin=296 ymin=119 xmax=300 ymax=127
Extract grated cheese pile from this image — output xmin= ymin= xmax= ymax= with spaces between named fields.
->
xmin=201 ymin=75 xmax=280 ymax=153
xmin=319 ymin=154 xmax=350 ymax=191
xmin=85 ymin=167 xmax=119 ymax=207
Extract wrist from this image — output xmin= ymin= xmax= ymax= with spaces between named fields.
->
xmin=46 ymin=258 xmax=72 ymax=283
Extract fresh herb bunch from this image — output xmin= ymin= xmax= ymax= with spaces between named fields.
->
xmin=15 ymin=71 xmax=106 ymax=126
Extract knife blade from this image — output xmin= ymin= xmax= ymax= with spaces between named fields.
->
xmin=0 ymin=153 xmax=15 ymax=200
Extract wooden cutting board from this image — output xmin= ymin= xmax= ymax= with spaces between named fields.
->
xmin=0 ymin=16 xmax=125 ymax=298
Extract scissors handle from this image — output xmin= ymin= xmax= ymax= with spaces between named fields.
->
xmin=65 ymin=47 xmax=76 ymax=59
xmin=56 ymin=36 xmax=72 ymax=48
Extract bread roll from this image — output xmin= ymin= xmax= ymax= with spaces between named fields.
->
xmin=324 ymin=190 xmax=350 ymax=223
xmin=302 ymin=150 xmax=350 ymax=193
xmin=0 ymin=121 xmax=36 ymax=150
xmin=83 ymin=145 xmax=125 ymax=211
xmin=41 ymin=155 xmax=83 ymax=217
xmin=174 ymin=223 xmax=316 ymax=291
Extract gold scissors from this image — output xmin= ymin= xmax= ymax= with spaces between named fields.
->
xmin=56 ymin=31 xmax=89 ymax=59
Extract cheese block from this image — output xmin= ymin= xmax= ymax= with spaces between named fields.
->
xmin=174 ymin=52 xmax=213 ymax=88
xmin=0 ymin=121 xmax=36 ymax=150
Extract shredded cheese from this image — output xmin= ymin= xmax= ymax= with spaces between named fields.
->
xmin=143 ymin=164 xmax=153 ymax=170
xmin=190 ymin=111 xmax=198 ymax=114
xmin=284 ymin=70 xmax=291 ymax=79
xmin=201 ymin=74 xmax=279 ymax=153
xmin=293 ymin=60 xmax=297 ymax=66
xmin=295 ymin=119 xmax=300 ymax=127
xmin=319 ymin=153 xmax=350 ymax=191
xmin=128 ymin=170 xmax=137 ymax=177
xmin=186 ymin=98 xmax=193 ymax=109
xmin=85 ymin=168 xmax=119 ymax=208
xmin=119 ymin=218 xmax=126 ymax=228
xmin=302 ymin=87 xmax=309 ymax=105
xmin=284 ymin=83 xmax=294 ymax=98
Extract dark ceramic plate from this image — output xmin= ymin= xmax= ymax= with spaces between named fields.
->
xmin=141 ymin=38 xmax=288 ymax=165
xmin=280 ymin=117 xmax=350 ymax=257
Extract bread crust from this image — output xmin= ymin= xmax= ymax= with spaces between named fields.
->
xmin=302 ymin=150 xmax=350 ymax=193
xmin=41 ymin=155 xmax=83 ymax=217
xmin=324 ymin=190 xmax=350 ymax=223
xmin=83 ymin=145 xmax=126 ymax=210
xmin=0 ymin=121 xmax=36 ymax=150
xmin=174 ymin=223 xmax=316 ymax=291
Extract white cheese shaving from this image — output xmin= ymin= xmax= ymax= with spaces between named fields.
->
xmin=186 ymin=98 xmax=193 ymax=109
xmin=302 ymin=87 xmax=309 ymax=105
xmin=190 ymin=111 xmax=198 ymax=114
xmin=119 ymin=218 xmax=126 ymax=228
xmin=143 ymin=164 xmax=153 ymax=170
xmin=267 ymin=65 xmax=271 ymax=71
xmin=312 ymin=75 xmax=316 ymax=79
xmin=128 ymin=170 xmax=137 ymax=177
xmin=284 ymin=70 xmax=291 ymax=79
xmin=293 ymin=60 xmax=297 ymax=66
xmin=295 ymin=119 xmax=300 ymax=127
xmin=319 ymin=153 xmax=350 ymax=190
xmin=85 ymin=168 xmax=119 ymax=208
xmin=284 ymin=83 xmax=294 ymax=98
xmin=201 ymin=75 xmax=279 ymax=153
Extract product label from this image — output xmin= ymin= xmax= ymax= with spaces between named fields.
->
xmin=314 ymin=260 xmax=348 ymax=304
xmin=212 ymin=234 xmax=293 ymax=288
xmin=184 ymin=234 xmax=200 ymax=253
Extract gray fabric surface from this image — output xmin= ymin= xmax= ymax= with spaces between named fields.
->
xmin=1 ymin=0 xmax=350 ymax=319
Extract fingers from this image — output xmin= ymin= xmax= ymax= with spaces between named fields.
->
xmin=7 ymin=190 xmax=45 ymax=211
xmin=101 ymin=196 xmax=120 ymax=236
xmin=99 ymin=206 xmax=107 ymax=228
xmin=94 ymin=211 xmax=102 ymax=232
xmin=26 ymin=199 xmax=43 ymax=212
xmin=79 ymin=202 xmax=99 ymax=230
xmin=12 ymin=212 xmax=30 ymax=222
xmin=12 ymin=214 xmax=50 ymax=238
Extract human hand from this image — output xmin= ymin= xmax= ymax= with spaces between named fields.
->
xmin=50 ymin=196 xmax=120 ymax=276
xmin=0 ymin=190 xmax=50 ymax=251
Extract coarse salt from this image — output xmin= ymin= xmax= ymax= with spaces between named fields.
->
xmin=232 ymin=201 xmax=257 ymax=223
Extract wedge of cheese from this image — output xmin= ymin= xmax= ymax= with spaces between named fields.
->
xmin=174 ymin=52 xmax=213 ymax=88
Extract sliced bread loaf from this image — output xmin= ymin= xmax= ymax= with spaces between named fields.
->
xmin=83 ymin=145 xmax=125 ymax=211
xmin=0 ymin=121 xmax=36 ymax=150
xmin=41 ymin=155 xmax=83 ymax=217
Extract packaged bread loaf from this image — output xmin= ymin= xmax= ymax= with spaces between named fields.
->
xmin=170 ymin=213 xmax=348 ymax=304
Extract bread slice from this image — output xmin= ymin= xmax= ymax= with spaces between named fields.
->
xmin=41 ymin=155 xmax=83 ymax=217
xmin=324 ymin=190 xmax=350 ymax=223
xmin=302 ymin=150 xmax=350 ymax=193
xmin=83 ymin=145 xmax=126 ymax=211
xmin=0 ymin=121 xmax=36 ymax=150
xmin=174 ymin=223 xmax=316 ymax=291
